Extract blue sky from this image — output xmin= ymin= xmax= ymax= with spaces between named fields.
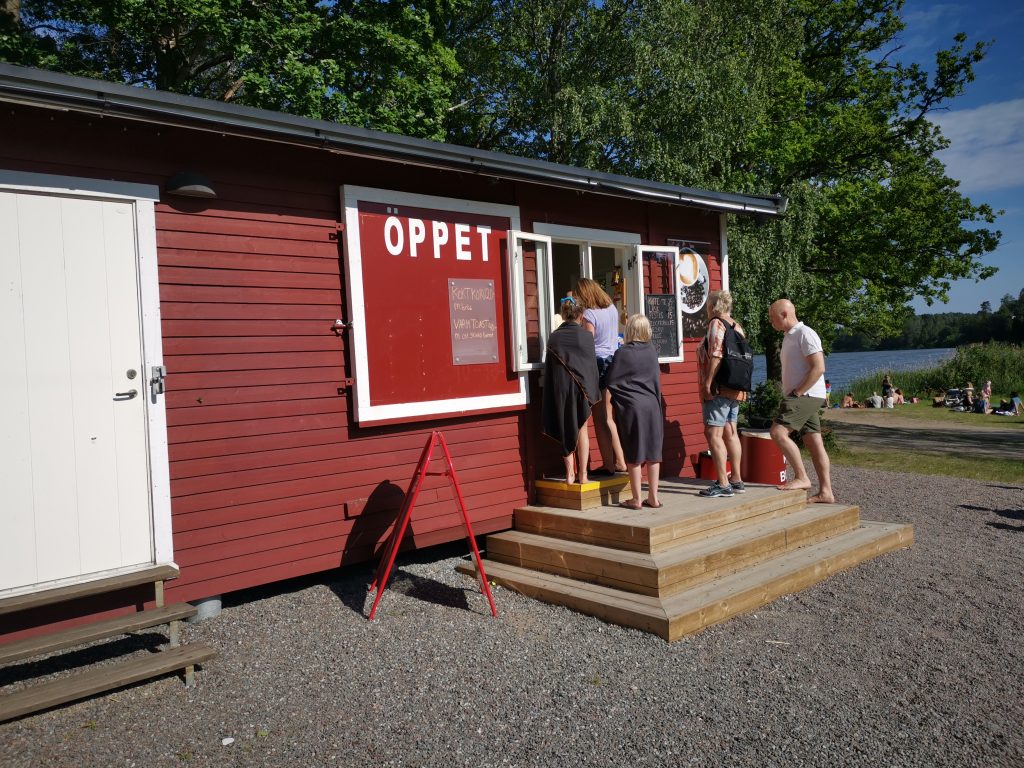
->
xmin=901 ymin=1 xmax=1024 ymax=314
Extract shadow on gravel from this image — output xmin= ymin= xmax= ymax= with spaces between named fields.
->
xmin=989 ymin=507 xmax=1024 ymax=533
xmin=0 ymin=633 xmax=166 ymax=687
xmin=328 ymin=539 xmax=485 ymax=617
xmin=960 ymin=503 xmax=1024 ymax=533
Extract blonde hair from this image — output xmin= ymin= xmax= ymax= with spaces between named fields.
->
xmin=574 ymin=278 xmax=613 ymax=309
xmin=708 ymin=290 xmax=733 ymax=316
xmin=624 ymin=314 xmax=652 ymax=343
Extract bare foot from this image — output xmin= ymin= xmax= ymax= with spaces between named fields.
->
xmin=776 ymin=480 xmax=812 ymax=491
xmin=808 ymin=493 xmax=835 ymax=504
xmin=578 ymin=475 xmax=589 ymax=485
xmin=619 ymin=500 xmax=642 ymax=510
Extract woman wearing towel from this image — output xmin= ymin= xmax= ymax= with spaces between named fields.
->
xmin=606 ymin=314 xmax=664 ymax=509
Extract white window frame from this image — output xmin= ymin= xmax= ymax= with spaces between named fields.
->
xmin=632 ymin=244 xmax=684 ymax=363
xmin=533 ymin=223 xmax=641 ymax=282
xmin=340 ymin=185 xmax=527 ymax=423
xmin=0 ymin=168 xmax=174 ymax=577
xmin=507 ymin=231 xmax=554 ymax=371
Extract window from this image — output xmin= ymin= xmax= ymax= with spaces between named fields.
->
xmin=510 ymin=224 xmax=684 ymax=365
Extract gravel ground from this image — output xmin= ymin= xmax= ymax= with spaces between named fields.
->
xmin=2 ymin=464 xmax=1022 ymax=768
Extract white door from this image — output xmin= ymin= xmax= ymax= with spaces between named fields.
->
xmin=0 ymin=190 xmax=155 ymax=594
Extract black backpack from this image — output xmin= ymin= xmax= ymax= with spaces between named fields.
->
xmin=714 ymin=319 xmax=753 ymax=392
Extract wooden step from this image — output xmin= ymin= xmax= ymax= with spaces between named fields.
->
xmin=662 ymin=521 xmax=914 ymax=641
xmin=487 ymin=503 xmax=861 ymax=597
xmin=515 ymin=482 xmax=808 ymax=553
xmin=0 ymin=565 xmax=180 ymax=616
xmin=0 ymin=643 xmax=216 ymax=722
xmin=0 ymin=603 xmax=198 ymax=666
xmin=461 ymin=521 xmax=913 ymax=642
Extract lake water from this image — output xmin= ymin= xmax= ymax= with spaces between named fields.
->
xmin=751 ymin=348 xmax=956 ymax=393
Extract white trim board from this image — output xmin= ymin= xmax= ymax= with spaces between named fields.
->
xmin=0 ymin=169 xmax=160 ymax=201
xmin=532 ymin=222 xmax=642 ymax=245
xmin=340 ymin=185 xmax=526 ymax=424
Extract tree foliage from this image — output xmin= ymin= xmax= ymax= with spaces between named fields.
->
xmin=0 ymin=0 xmax=1004 ymax=378
xmin=835 ymin=289 xmax=1024 ymax=350
xmin=0 ymin=0 xmax=464 ymax=138
xmin=444 ymin=0 xmax=1002 ymax=378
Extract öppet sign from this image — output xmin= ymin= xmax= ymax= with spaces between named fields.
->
xmin=343 ymin=187 xmax=526 ymax=423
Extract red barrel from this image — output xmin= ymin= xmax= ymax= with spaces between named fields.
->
xmin=693 ymin=452 xmax=730 ymax=480
xmin=739 ymin=429 xmax=787 ymax=484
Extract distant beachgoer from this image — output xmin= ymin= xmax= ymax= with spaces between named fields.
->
xmin=893 ymin=388 xmax=905 ymax=405
xmin=841 ymin=393 xmax=855 ymax=408
xmin=825 ymin=379 xmax=832 ymax=407
xmin=881 ymin=376 xmax=894 ymax=408
xmin=867 ymin=392 xmax=883 ymax=408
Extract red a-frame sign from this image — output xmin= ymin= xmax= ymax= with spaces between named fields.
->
xmin=367 ymin=430 xmax=498 ymax=621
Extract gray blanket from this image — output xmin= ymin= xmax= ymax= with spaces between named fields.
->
xmin=607 ymin=341 xmax=663 ymax=464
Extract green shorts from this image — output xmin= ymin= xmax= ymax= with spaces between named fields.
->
xmin=775 ymin=395 xmax=826 ymax=434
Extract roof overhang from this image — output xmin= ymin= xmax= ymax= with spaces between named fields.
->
xmin=0 ymin=63 xmax=787 ymax=217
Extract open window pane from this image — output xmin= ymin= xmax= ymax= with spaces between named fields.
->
xmin=634 ymin=245 xmax=683 ymax=363
xmin=507 ymin=231 xmax=553 ymax=371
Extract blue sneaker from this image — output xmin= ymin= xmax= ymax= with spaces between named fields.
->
xmin=699 ymin=481 xmax=734 ymax=498
xmin=729 ymin=479 xmax=746 ymax=493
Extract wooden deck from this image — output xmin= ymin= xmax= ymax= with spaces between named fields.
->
xmin=460 ymin=478 xmax=913 ymax=641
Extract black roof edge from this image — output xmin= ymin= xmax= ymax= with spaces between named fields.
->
xmin=0 ymin=63 xmax=786 ymax=217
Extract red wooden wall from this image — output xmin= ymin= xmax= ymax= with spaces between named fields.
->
xmin=0 ymin=103 xmax=724 ymax=638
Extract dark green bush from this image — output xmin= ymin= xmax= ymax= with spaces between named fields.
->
xmin=741 ymin=379 xmax=782 ymax=428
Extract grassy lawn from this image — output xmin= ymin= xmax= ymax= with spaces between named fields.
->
xmin=833 ymin=400 xmax=1024 ymax=428
xmin=827 ymin=445 xmax=1024 ymax=483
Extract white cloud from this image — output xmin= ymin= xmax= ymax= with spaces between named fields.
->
xmin=931 ymin=98 xmax=1024 ymax=193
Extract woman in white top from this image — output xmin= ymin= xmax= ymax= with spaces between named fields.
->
xmin=575 ymin=278 xmax=626 ymax=475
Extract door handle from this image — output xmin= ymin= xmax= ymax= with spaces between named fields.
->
xmin=114 ymin=389 xmax=138 ymax=400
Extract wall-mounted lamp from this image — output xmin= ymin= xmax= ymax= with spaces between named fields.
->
xmin=165 ymin=171 xmax=217 ymax=198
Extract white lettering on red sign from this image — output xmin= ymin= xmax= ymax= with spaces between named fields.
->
xmin=383 ymin=215 xmax=492 ymax=262
xmin=433 ymin=221 xmax=448 ymax=259
xmin=409 ymin=218 xmax=426 ymax=258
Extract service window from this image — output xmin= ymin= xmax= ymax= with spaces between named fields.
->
xmin=341 ymin=186 xmax=527 ymax=424
xmin=523 ymin=225 xmax=685 ymax=365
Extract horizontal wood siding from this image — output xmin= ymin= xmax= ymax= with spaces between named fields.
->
xmin=0 ymin=105 xmax=728 ymax=633
xmin=157 ymin=190 xmax=526 ymax=604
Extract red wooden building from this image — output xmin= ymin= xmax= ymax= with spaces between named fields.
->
xmin=0 ymin=63 xmax=786 ymax=641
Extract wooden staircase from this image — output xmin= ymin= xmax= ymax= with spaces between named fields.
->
xmin=0 ymin=565 xmax=215 ymax=722
xmin=459 ymin=478 xmax=913 ymax=641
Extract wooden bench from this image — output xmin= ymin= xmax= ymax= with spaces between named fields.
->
xmin=0 ymin=565 xmax=216 ymax=722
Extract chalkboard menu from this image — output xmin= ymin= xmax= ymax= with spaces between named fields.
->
xmin=448 ymin=278 xmax=499 ymax=365
xmin=644 ymin=293 xmax=679 ymax=359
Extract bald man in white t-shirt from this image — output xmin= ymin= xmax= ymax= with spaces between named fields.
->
xmin=768 ymin=299 xmax=835 ymax=504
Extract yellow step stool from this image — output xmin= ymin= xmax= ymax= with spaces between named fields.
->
xmin=535 ymin=475 xmax=631 ymax=510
